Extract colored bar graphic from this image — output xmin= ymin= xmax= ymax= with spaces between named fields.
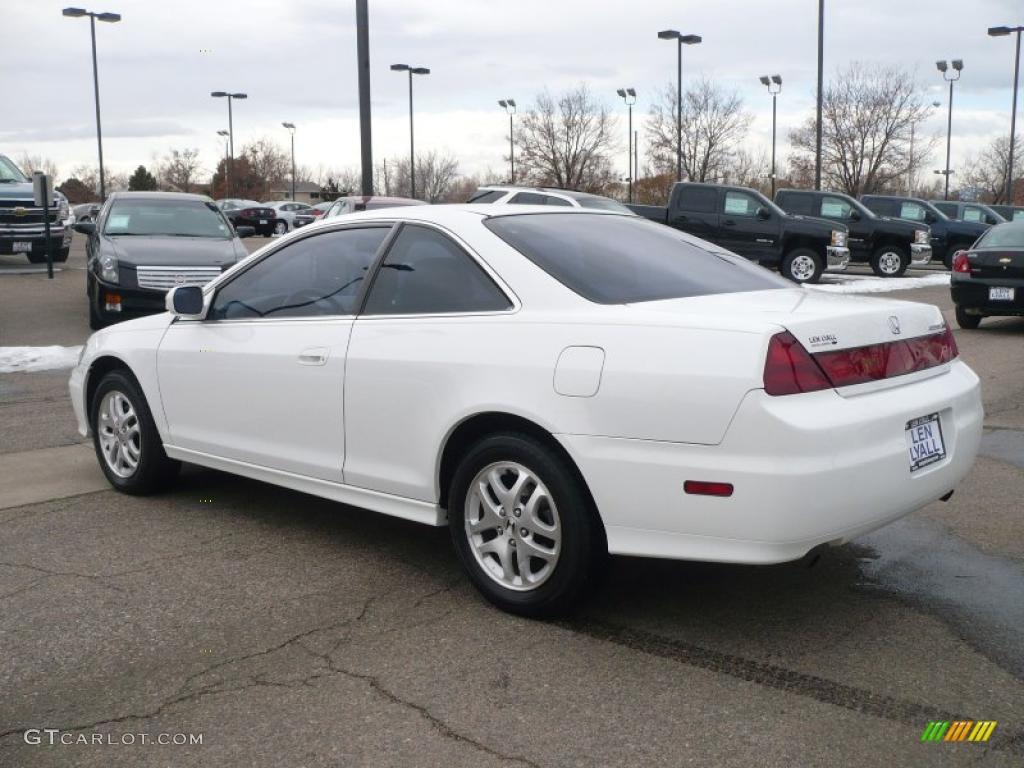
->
xmin=921 ymin=721 xmax=950 ymax=741
xmin=922 ymin=720 xmax=996 ymax=743
xmin=944 ymin=721 xmax=972 ymax=741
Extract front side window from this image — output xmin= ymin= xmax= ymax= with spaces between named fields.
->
xmin=723 ymin=191 xmax=760 ymax=216
xmin=899 ymin=202 xmax=928 ymax=222
xmin=485 ymin=213 xmax=789 ymax=305
xmin=103 ymin=199 xmax=232 ymax=239
xmin=362 ymin=225 xmax=511 ymax=315
xmin=210 ymin=227 xmax=390 ymax=320
xmin=820 ymin=196 xmax=853 ymax=219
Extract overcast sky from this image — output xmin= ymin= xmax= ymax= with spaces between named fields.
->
xmin=3 ymin=0 xmax=1022 ymax=186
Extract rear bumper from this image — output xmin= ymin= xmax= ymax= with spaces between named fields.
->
xmin=559 ymin=360 xmax=982 ymax=564
xmin=951 ymin=278 xmax=1024 ymax=316
xmin=910 ymin=243 xmax=932 ymax=266
xmin=826 ymin=246 xmax=850 ymax=271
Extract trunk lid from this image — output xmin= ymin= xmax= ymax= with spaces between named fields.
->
xmin=965 ymin=248 xmax=1024 ymax=280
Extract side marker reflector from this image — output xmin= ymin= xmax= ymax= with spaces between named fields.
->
xmin=684 ymin=481 xmax=734 ymax=497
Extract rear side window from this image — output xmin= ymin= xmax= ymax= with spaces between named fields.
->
xmin=675 ymin=186 xmax=717 ymax=213
xmin=932 ymin=202 xmax=957 ymax=217
xmin=777 ymin=193 xmax=814 ymax=215
xmin=362 ymin=225 xmax=512 ymax=315
xmin=467 ymin=190 xmax=504 ymax=203
xmin=509 ymin=192 xmax=572 ymax=206
xmin=485 ymin=213 xmax=789 ymax=304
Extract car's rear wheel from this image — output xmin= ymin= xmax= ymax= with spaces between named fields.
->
xmin=955 ymin=305 xmax=982 ymax=330
xmin=781 ymin=248 xmax=823 ymax=284
xmin=90 ymin=370 xmax=180 ymax=494
xmin=870 ymin=244 xmax=908 ymax=277
xmin=448 ymin=433 xmax=600 ymax=617
xmin=274 ymin=220 xmax=288 ymax=235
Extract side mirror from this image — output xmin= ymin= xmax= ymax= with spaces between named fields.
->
xmin=849 ymin=209 xmax=861 ymax=221
xmin=166 ymin=285 xmax=206 ymax=319
xmin=756 ymin=206 xmax=771 ymax=220
xmin=235 ymin=225 xmax=255 ymax=238
xmin=73 ymin=221 xmax=96 ymax=235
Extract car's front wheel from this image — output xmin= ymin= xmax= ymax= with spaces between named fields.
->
xmin=90 ymin=370 xmax=180 ymax=494
xmin=448 ymin=433 xmax=601 ymax=617
xmin=781 ymin=248 xmax=823 ymax=284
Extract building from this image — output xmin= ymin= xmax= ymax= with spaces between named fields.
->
xmin=270 ymin=181 xmax=323 ymax=204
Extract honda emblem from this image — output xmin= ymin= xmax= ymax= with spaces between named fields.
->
xmin=887 ymin=316 xmax=901 ymax=335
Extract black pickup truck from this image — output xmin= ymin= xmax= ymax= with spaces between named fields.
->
xmin=0 ymin=153 xmax=72 ymax=263
xmin=630 ymin=182 xmax=850 ymax=283
xmin=859 ymin=195 xmax=988 ymax=269
xmin=775 ymin=189 xmax=931 ymax=277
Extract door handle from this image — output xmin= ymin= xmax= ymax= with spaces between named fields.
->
xmin=722 ymin=219 xmax=736 ymax=226
xmin=298 ymin=347 xmax=329 ymax=366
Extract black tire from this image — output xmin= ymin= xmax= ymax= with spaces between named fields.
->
xmin=273 ymin=220 xmax=288 ymax=235
xmin=955 ymin=305 xmax=982 ymax=330
xmin=26 ymin=251 xmax=47 ymax=264
xmin=53 ymin=247 xmax=70 ymax=263
xmin=90 ymin=370 xmax=180 ymax=494
xmin=780 ymin=248 xmax=824 ymax=284
xmin=87 ymin=276 xmax=106 ymax=330
xmin=869 ymin=244 xmax=909 ymax=277
xmin=26 ymin=248 xmax=69 ymax=265
xmin=448 ymin=432 xmax=602 ymax=618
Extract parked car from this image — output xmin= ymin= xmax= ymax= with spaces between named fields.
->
xmin=630 ymin=182 xmax=850 ymax=283
xmin=775 ymin=189 xmax=931 ymax=277
xmin=467 ymin=185 xmax=634 ymax=213
xmin=0 ymin=153 xmax=73 ymax=263
xmin=69 ymin=205 xmax=981 ymax=616
xmin=320 ymin=195 xmax=427 ymax=220
xmin=72 ymin=202 xmax=102 ymax=223
xmin=264 ymin=200 xmax=314 ymax=235
xmin=292 ymin=200 xmax=335 ymax=228
xmin=989 ymin=204 xmax=1024 ymax=222
xmin=75 ymin=192 xmax=251 ymax=329
xmin=859 ymin=195 xmax=988 ymax=269
xmin=930 ymin=200 xmax=1006 ymax=226
xmin=950 ymin=221 xmax=1024 ymax=329
xmin=216 ymin=198 xmax=277 ymax=237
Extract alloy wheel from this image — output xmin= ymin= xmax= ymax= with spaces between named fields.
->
xmin=97 ymin=390 xmax=142 ymax=478
xmin=878 ymin=250 xmax=902 ymax=275
xmin=790 ymin=254 xmax=817 ymax=282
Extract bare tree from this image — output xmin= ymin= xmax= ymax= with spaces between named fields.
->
xmin=158 ymin=148 xmax=203 ymax=193
xmin=388 ymin=151 xmax=460 ymax=202
xmin=516 ymin=84 xmax=618 ymax=191
xmin=962 ymin=134 xmax=1018 ymax=204
xmin=725 ymin=148 xmax=772 ymax=193
xmin=645 ymin=78 xmax=752 ymax=183
xmin=240 ymin=138 xmax=289 ymax=199
xmin=15 ymin=153 xmax=60 ymax=183
xmin=789 ymin=62 xmax=937 ymax=196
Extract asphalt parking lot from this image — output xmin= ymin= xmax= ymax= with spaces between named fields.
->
xmin=1 ymin=237 xmax=1022 ymax=767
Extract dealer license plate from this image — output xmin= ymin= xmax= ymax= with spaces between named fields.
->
xmin=13 ymin=242 xmax=32 ymax=253
xmin=989 ymin=286 xmax=1014 ymax=301
xmin=259 ymin=219 xmax=267 ymax=225
xmin=906 ymin=414 xmax=946 ymax=472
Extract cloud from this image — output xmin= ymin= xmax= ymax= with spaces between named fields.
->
xmin=1 ymin=120 xmax=194 ymax=143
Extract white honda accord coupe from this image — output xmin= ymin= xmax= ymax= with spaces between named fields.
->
xmin=69 ymin=205 xmax=983 ymax=616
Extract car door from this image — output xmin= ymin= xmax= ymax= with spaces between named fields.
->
xmin=343 ymin=223 xmax=515 ymax=501
xmin=667 ymin=185 xmax=719 ymax=242
xmin=156 ymin=224 xmax=393 ymax=481
xmin=718 ymin=190 xmax=773 ymax=259
xmin=819 ymin=195 xmax=868 ymax=256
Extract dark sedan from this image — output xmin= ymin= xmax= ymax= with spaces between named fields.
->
xmin=217 ymin=198 xmax=278 ymax=236
xmin=75 ymin=192 xmax=251 ymax=329
xmin=950 ymin=221 xmax=1024 ymax=329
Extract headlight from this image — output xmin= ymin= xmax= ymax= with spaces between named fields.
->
xmin=915 ymin=228 xmax=930 ymax=244
xmin=100 ymin=254 xmax=119 ymax=283
xmin=830 ymin=230 xmax=847 ymax=247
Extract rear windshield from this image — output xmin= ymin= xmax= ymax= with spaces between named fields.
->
xmin=976 ymin=224 xmax=1024 ymax=249
xmin=573 ymin=195 xmax=634 ymax=213
xmin=484 ymin=213 xmax=789 ymax=304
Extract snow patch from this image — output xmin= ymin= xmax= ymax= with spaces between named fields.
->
xmin=0 ymin=346 xmax=84 ymax=373
xmin=810 ymin=273 xmax=951 ymax=294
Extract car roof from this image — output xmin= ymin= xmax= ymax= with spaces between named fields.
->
xmin=111 ymin=191 xmax=213 ymax=202
xmin=477 ymin=185 xmax=613 ymax=201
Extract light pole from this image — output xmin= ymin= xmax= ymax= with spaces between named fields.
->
xmin=815 ymin=0 xmax=824 ymax=190
xmin=759 ymin=75 xmax=782 ymax=197
xmin=616 ymin=89 xmax=637 ymax=202
xmin=62 ymin=7 xmax=120 ymax=201
xmin=216 ymin=130 xmax=229 ymax=196
xmin=282 ymin=122 xmax=296 ymax=200
xmin=211 ymin=91 xmax=247 ymax=197
xmin=498 ymin=99 xmax=517 ymax=183
xmin=988 ymin=25 xmax=1023 ymax=203
xmin=391 ymin=63 xmax=430 ymax=199
xmin=936 ymin=59 xmax=963 ymax=201
xmin=658 ymin=30 xmax=702 ymax=182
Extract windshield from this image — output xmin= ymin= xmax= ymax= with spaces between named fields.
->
xmin=574 ymin=195 xmax=634 ymax=213
xmin=103 ymin=198 xmax=233 ymax=238
xmin=0 ymin=155 xmax=28 ymax=183
xmin=485 ymin=213 xmax=789 ymax=304
xmin=975 ymin=224 xmax=1024 ymax=249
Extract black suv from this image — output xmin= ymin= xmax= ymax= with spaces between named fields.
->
xmin=630 ymin=182 xmax=850 ymax=283
xmin=775 ymin=189 xmax=931 ymax=277
xmin=930 ymin=200 xmax=1006 ymax=226
xmin=859 ymin=195 xmax=988 ymax=269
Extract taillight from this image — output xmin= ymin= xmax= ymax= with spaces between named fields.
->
xmin=763 ymin=331 xmax=832 ymax=396
xmin=812 ymin=327 xmax=958 ymax=388
xmin=952 ymin=250 xmax=970 ymax=273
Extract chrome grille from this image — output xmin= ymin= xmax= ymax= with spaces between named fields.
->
xmin=136 ymin=265 xmax=221 ymax=291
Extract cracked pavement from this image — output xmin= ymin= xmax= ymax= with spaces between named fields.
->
xmin=1 ymin=243 xmax=1023 ymax=766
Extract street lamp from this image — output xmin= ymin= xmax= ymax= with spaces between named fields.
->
xmin=391 ymin=63 xmax=430 ymax=198
xmin=759 ymin=75 xmax=782 ymax=197
xmin=216 ymin=130 xmax=229 ymax=196
xmin=498 ymin=99 xmax=517 ymax=183
xmin=282 ymin=122 xmax=296 ymax=201
xmin=616 ymin=88 xmax=637 ymax=202
xmin=936 ymin=59 xmax=963 ymax=201
xmin=62 ymin=7 xmax=120 ymax=201
xmin=658 ymin=29 xmax=702 ymax=182
xmin=988 ymin=25 xmax=1023 ymax=203
xmin=210 ymin=91 xmax=247 ymax=197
